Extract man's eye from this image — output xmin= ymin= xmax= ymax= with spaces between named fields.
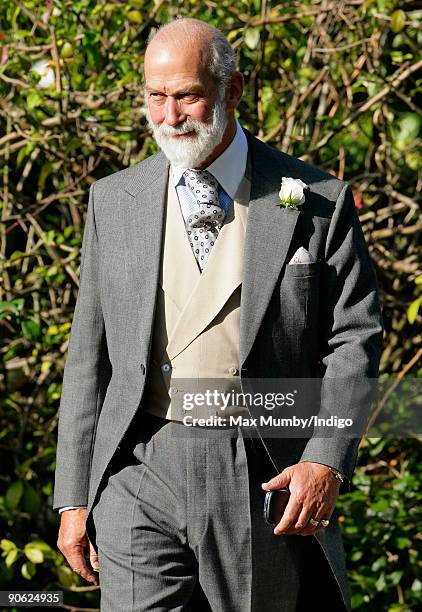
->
xmin=181 ymin=94 xmax=198 ymax=102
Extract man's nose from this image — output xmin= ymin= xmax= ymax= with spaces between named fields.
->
xmin=164 ymin=97 xmax=186 ymax=127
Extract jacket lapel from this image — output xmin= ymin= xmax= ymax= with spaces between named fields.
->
xmin=122 ymin=151 xmax=169 ymax=369
xmin=239 ymin=128 xmax=301 ymax=367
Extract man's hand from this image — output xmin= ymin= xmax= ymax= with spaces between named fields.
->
xmin=57 ymin=508 xmax=99 ymax=585
xmin=261 ymin=461 xmax=341 ymax=536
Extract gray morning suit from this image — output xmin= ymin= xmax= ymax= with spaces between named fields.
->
xmin=53 ymin=127 xmax=384 ymax=611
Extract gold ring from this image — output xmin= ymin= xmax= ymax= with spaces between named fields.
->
xmin=320 ymin=519 xmax=330 ymax=528
xmin=309 ymin=517 xmax=320 ymax=527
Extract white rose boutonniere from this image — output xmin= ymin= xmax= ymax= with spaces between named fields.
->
xmin=278 ymin=177 xmax=308 ymax=210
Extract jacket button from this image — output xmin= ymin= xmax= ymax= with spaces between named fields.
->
xmin=228 ymin=366 xmax=239 ymax=376
xmin=161 ymin=363 xmax=171 ymax=373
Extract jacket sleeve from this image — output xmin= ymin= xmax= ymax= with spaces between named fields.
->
xmin=53 ymin=182 xmax=112 ymax=509
xmin=298 ymin=183 xmax=384 ymax=492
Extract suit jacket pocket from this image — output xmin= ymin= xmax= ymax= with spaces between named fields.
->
xmin=284 ymin=260 xmax=321 ymax=278
xmin=280 ymin=261 xmax=321 ymax=333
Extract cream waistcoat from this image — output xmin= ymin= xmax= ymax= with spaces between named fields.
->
xmin=141 ymin=167 xmax=251 ymax=421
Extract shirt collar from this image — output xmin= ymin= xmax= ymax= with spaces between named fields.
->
xmin=171 ymin=119 xmax=248 ymax=199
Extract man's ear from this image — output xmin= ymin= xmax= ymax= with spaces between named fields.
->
xmin=225 ymin=71 xmax=244 ymax=111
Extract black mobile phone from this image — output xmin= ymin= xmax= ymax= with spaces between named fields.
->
xmin=263 ymin=488 xmax=291 ymax=525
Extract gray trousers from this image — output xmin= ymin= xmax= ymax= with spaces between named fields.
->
xmin=92 ymin=412 xmax=344 ymax=611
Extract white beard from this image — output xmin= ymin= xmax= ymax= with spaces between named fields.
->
xmin=145 ymin=95 xmax=229 ymax=168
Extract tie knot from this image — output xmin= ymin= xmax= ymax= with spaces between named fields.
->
xmin=183 ymin=169 xmax=219 ymax=204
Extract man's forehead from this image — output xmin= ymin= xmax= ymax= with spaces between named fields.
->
xmin=145 ymin=39 xmax=211 ymax=73
xmin=144 ymin=59 xmax=212 ymax=94
xmin=145 ymin=79 xmax=206 ymax=94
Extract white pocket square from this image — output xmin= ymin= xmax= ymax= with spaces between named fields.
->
xmin=288 ymin=247 xmax=316 ymax=264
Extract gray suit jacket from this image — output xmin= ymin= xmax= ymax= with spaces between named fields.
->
xmin=53 ymin=125 xmax=383 ymax=518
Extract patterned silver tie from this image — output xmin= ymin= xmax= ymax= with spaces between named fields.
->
xmin=182 ymin=169 xmax=226 ymax=271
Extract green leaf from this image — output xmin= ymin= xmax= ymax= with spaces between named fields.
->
xmin=389 ymin=570 xmax=403 ymax=586
xmin=264 ymin=107 xmax=280 ymax=132
xmin=45 ymin=229 xmax=55 ymax=245
xmin=390 ymin=10 xmax=406 ymax=33
xmin=26 ymin=540 xmax=54 ymax=554
xmin=22 ymin=485 xmax=42 ymax=514
xmin=395 ymin=537 xmax=410 ymax=550
xmin=60 ymin=42 xmax=74 ymax=59
xmin=21 ymin=318 xmax=41 ymax=341
xmin=1 ymin=540 xmax=17 ymax=553
xmin=127 ymin=10 xmax=142 ymax=24
xmin=376 ymin=573 xmax=386 ymax=591
xmin=244 ymin=28 xmax=260 ymax=50
xmin=83 ymin=30 xmax=101 ymax=70
xmin=405 ymin=151 xmax=422 ymax=171
xmin=21 ymin=561 xmax=36 ymax=579
xmin=117 ymin=59 xmax=131 ymax=76
xmin=24 ymin=544 xmax=44 ymax=564
xmin=370 ymin=499 xmax=389 ymax=512
xmin=26 ymin=92 xmax=43 ymax=111
xmin=57 ymin=565 xmax=77 ymax=587
xmin=5 ymin=481 xmax=24 ymax=510
xmin=5 ymin=549 xmax=19 ymax=567
xmin=10 ymin=250 xmax=27 ymax=262
xmin=0 ymin=299 xmax=25 ymax=316
xmin=351 ymin=593 xmax=365 ymax=608
xmin=371 ymin=556 xmax=386 ymax=571
xmin=394 ymin=113 xmax=421 ymax=151
xmin=352 ymin=550 xmax=363 ymax=561
xmin=407 ymin=296 xmax=422 ymax=324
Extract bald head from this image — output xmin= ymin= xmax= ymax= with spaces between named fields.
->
xmin=147 ymin=18 xmax=216 ymax=51
xmin=145 ymin=18 xmax=237 ymax=95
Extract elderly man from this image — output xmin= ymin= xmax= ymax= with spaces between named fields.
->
xmin=54 ymin=17 xmax=383 ymax=612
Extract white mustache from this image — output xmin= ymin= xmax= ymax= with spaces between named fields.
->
xmin=155 ymin=121 xmax=203 ymax=137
